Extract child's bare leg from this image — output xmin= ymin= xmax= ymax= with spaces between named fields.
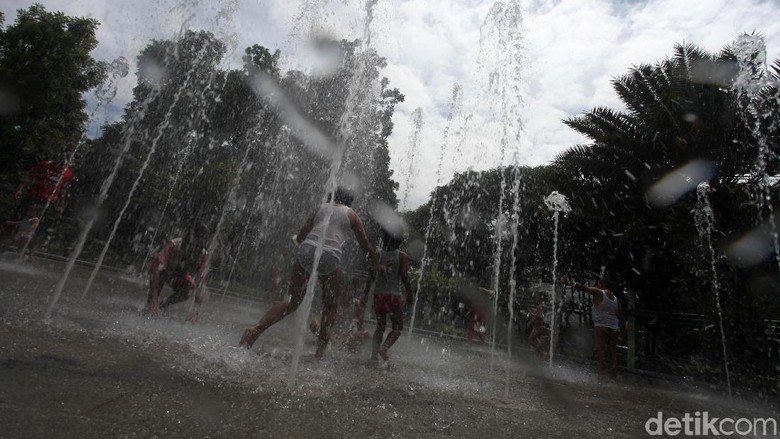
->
xmin=372 ymin=311 xmax=387 ymax=360
xmin=379 ymin=305 xmax=403 ymax=360
xmin=240 ymin=262 xmax=307 ymax=348
xmin=315 ymin=269 xmax=342 ymax=358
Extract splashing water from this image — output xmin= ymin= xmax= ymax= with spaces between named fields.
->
xmin=694 ymin=182 xmax=732 ymax=400
xmin=95 ymin=56 xmax=130 ymax=103
xmin=544 ymin=191 xmax=570 ymax=366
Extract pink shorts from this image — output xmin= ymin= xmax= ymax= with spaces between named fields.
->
xmin=373 ymin=293 xmax=402 ymax=314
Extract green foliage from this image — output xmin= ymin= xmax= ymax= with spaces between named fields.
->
xmin=66 ymin=34 xmax=404 ymax=286
xmin=0 ymin=4 xmax=105 ymax=212
xmin=409 ymin=265 xmax=454 ymax=306
xmin=552 ymin=36 xmax=780 ymax=387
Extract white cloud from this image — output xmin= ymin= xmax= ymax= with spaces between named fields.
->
xmin=3 ymin=0 xmax=779 ymax=211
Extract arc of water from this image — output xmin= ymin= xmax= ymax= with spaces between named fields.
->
xmin=81 ymin=46 xmax=211 ymax=299
xmin=196 ymin=114 xmax=276 ymax=308
xmin=138 ymin=132 xmax=198 ymax=269
xmin=247 ymin=130 xmax=291 ymax=276
xmin=477 ymin=0 xmax=525 ymax=372
xmin=141 ymin=64 xmax=229 ymax=270
xmin=217 ymin=194 xmax=261 ymax=302
xmin=18 ymin=56 xmax=130 ymax=260
xmin=45 ymin=81 xmax=167 ymax=319
xmin=408 ymin=84 xmax=463 ymax=340
xmin=695 ymin=183 xmax=732 ymax=400
xmin=548 ymin=210 xmax=560 ymax=366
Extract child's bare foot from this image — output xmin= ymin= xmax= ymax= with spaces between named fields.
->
xmin=142 ymin=304 xmax=162 ymax=317
xmin=185 ymin=310 xmax=199 ymax=323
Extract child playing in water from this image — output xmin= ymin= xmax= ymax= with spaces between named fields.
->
xmin=362 ymin=228 xmax=412 ymax=365
xmin=239 ymin=186 xmax=377 ymax=359
xmin=143 ymin=222 xmax=211 ymax=323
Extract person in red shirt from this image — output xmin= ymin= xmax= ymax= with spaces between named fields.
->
xmin=15 ymin=159 xmax=74 ymax=215
xmin=9 ymin=158 xmax=74 ymax=257
xmin=143 ymin=223 xmax=211 ymax=323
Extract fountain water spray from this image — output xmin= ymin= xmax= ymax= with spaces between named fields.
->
xmin=478 ymin=0 xmax=525 ymax=371
xmin=694 ymin=182 xmax=732 ymax=400
xmin=286 ymin=0 xmax=382 ymax=390
xmin=18 ymin=56 xmax=130 ymax=260
xmin=505 ymin=161 xmax=522 ymax=396
xmin=544 ymin=191 xmax=570 ymax=366
xmin=45 ymin=16 xmax=222 ymax=317
xmin=733 ymin=33 xmax=780 ymax=269
xmin=138 ymin=131 xmax=199 ymax=268
xmin=399 ymin=108 xmax=424 ymax=211
xmin=218 ymin=129 xmax=289 ymax=302
xmin=185 ymin=125 xmax=262 ymax=318
xmin=81 ymin=44 xmax=216 ymax=299
xmin=408 ymin=84 xmax=463 ymax=340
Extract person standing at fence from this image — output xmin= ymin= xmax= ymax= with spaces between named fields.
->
xmin=468 ymin=287 xmax=493 ymax=343
xmin=527 ymin=291 xmax=547 ymax=361
xmin=572 ymin=278 xmax=626 ymax=380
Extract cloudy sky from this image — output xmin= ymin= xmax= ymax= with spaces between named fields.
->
xmin=3 ymin=0 xmax=779 ymax=209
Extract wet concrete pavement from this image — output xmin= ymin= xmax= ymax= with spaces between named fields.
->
xmin=0 ymin=259 xmax=776 ymax=438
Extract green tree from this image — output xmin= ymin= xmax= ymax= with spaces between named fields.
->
xmin=0 ymin=4 xmax=105 ymax=215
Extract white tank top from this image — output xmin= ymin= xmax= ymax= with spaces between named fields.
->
xmin=302 ymin=204 xmax=352 ymax=261
xmin=592 ymin=289 xmax=619 ymax=329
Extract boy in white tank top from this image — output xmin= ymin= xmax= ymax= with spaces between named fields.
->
xmin=572 ymin=278 xmax=626 ymax=379
xmin=239 ymin=187 xmax=377 ymax=359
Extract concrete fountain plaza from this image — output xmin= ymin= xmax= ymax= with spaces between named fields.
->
xmin=0 ymin=257 xmax=776 ymax=438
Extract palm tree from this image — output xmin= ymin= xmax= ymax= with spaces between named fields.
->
xmin=552 ymin=35 xmax=780 ymax=388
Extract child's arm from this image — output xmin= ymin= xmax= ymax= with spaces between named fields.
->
xmin=572 ymin=282 xmax=602 ymax=296
xmin=296 ymin=210 xmax=318 ymax=244
xmin=359 ymin=268 xmax=375 ymax=304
